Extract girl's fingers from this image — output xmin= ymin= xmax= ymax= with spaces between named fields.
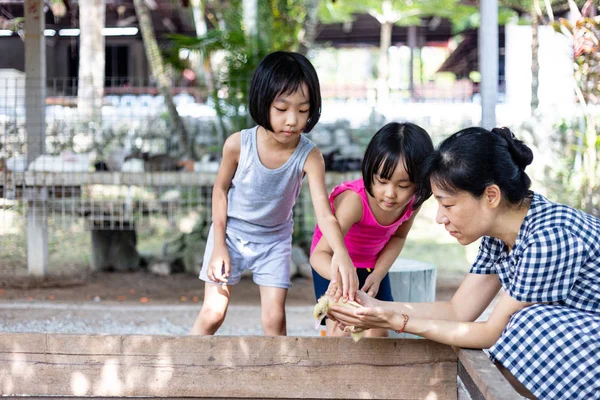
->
xmin=332 ymin=286 xmax=342 ymax=302
xmin=330 ymin=265 xmax=339 ymax=284
xmin=341 ymin=272 xmax=349 ymax=300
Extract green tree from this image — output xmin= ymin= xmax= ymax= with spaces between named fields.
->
xmin=133 ymin=0 xmax=194 ymax=159
xmin=168 ymin=0 xmax=308 ymax=139
xmin=552 ymin=0 xmax=600 ymax=214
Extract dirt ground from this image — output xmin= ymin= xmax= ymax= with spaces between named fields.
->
xmin=0 ymin=269 xmax=461 ymax=305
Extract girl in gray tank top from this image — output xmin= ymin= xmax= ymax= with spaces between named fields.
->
xmin=190 ymin=51 xmax=356 ymax=337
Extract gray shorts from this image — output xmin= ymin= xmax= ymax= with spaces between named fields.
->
xmin=199 ymin=225 xmax=292 ymax=289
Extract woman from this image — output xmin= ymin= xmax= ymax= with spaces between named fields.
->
xmin=328 ymin=127 xmax=600 ymax=400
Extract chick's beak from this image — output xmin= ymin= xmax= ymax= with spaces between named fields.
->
xmin=315 ymin=319 xmax=322 ymax=330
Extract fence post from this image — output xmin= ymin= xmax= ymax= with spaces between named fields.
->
xmin=25 ymin=0 xmax=48 ymax=276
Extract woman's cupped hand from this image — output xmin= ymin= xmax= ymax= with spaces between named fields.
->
xmin=328 ymin=290 xmax=397 ymax=331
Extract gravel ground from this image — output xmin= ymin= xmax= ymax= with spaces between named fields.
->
xmin=0 ymin=301 xmax=319 ymax=336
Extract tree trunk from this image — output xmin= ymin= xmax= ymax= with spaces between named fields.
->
xmin=77 ymin=0 xmax=105 ymax=122
xmin=530 ymin=6 xmax=539 ymax=112
xmin=190 ymin=0 xmax=225 ymax=147
xmin=299 ymin=0 xmax=320 ymax=55
xmin=190 ymin=0 xmax=206 ymax=84
xmin=377 ymin=20 xmax=392 ymax=103
xmin=133 ymin=0 xmax=194 ymax=160
xmin=243 ymin=0 xmax=258 ymax=48
xmin=408 ymin=25 xmax=416 ymax=100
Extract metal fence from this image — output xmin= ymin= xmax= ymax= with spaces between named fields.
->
xmin=0 ymin=75 xmax=481 ymax=273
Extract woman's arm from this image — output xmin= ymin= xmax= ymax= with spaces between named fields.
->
xmin=392 ymin=291 xmax=533 ymax=348
xmin=207 ymin=132 xmax=240 ymax=282
xmin=304 ymin=148 xmax=358 ymax=300
xmin=332 ymin=284 xmax=531 ymax=349
xmin=330 ymin=273 xmax=502 ymax=325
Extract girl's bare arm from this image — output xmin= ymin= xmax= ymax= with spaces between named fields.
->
xmin=212 ymin=132 xmax=240 ymax=245
xmin=370 ymin=208 xmax=420 ymax=280
xmin=206 ymin=132 xmax=240 ymax=282
xmin=310 ymin=190 xmax=362 ymax=280
xmin=304 ymin=148 xmax=358 ymax=300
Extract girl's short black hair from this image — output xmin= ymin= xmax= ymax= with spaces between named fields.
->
xmin=362 ymin=122 xmax=434 ymax=210
xmin=422 ymin=127 xmax=534 ymax=204
xmin=249 ymin=51 xmax=321 ymax=133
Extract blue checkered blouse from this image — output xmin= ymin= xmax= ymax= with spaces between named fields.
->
xmin=470 ymin=192 xmax=600 ymax=399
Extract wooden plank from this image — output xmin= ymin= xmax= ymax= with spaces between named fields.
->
xmin=453 ymin=347 xmax=521 ymax=400
xmin=0 ymin=333 xmax=457 ymax=399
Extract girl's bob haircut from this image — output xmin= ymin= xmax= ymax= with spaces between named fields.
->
xmin=249 ymin=51 xmax=322 ymax=133
xmin=362 ymin=122 xmax=434 ymax=210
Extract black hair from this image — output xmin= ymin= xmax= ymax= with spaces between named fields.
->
xmin=362 ymin=122 xmax=434 ymax=210
xmin=248 ymin=51 xmax=321 ymax=133
xmin=422 ymin=126 xmax=534 ymax=204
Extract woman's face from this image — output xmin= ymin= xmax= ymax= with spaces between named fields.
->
xmin=431 ymin=181 xmax=493 ymax=245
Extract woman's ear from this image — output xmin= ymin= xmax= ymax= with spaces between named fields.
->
xmin=483 ymin=185 xmax=502 ymax=209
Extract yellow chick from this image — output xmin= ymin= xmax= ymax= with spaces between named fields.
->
xmin=313 ymin=295 xmax=365 ymax=342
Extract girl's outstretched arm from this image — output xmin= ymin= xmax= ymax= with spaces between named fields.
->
xmin=363 ymin=208 xmax=420 ymax=297
xmin=207 ymin=132 xmax=240 ymax=283
xmin=310 ymin=190 xmax=363 ymax=299
xmin=304 ymin=148 xmax=358 ymax=301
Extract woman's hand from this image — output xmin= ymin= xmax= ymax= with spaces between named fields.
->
xmin=328 ymin=291 xmax=397 ymax=331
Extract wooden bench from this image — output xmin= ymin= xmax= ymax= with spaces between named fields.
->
xmin=0 ymin=333 xmax=521 ymax=399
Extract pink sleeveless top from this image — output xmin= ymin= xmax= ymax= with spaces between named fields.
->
xmin=310 ymin=178 xmax=415 ymax=269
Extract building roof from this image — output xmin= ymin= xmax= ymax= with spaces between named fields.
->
xmin=1 ymin=1 xmax=457 ymax=46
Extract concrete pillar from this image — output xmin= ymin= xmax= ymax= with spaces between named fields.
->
xmin=24 ymin=0 xmax=48 ymax=276
xmin=479 ymin=0 xmax=498 ymax=129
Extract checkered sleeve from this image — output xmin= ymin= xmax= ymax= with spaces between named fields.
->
xmin=508 ymin=227 xmax=587 ymax=303
xmin=470 ymin=236 xmax=503 ymax=274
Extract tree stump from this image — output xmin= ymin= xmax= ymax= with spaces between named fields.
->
xmin=388 ymin=258 xmax=436 ymax=338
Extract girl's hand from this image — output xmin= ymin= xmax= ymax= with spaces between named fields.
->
xmin=331 ymin=250 xmax=359 ymax=301
xmin=207 ymin=245 xmax=230 ymax=284
xmin=361 ymin=273 xmax=382 ymax=298
xmin=325 ymin=275 xmax=343 ymax=302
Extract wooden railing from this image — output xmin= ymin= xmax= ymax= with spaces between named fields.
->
xmin=0 ymin=333 xmax=522 ymax=399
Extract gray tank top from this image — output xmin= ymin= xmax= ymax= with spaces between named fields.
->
xmin=226 ymin=126 xmax=316 ymax=243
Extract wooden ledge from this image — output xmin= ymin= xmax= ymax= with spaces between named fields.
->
xmin=1 ymin=333 xmax=456 ymax=399
xmin=453 ymin=347 xmax=521 ymax=400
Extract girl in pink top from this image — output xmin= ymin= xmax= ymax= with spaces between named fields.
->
xmin=311 ymin=122 xmax=434 ymax=338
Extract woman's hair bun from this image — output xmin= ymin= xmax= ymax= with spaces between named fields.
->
xmin=492 ymin=127 xmax=533 ymax=170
